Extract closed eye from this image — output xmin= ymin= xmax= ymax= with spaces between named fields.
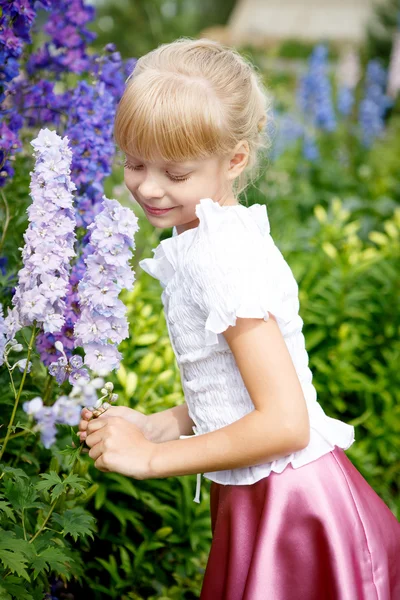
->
xmin=123 ymin=161 xmax=191 ymax=183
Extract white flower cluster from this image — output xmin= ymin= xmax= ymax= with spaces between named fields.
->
xmin=74 ymin=196 xmax=139 ymax=375
xmin=6 ymin=128 xmax=77 ymax=335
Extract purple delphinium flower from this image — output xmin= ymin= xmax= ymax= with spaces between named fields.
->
xmin=22 ymin=375 xmax=117 ymax=448
xmin=26 ymin=0 xmax=96 ymax=78
xmin=74 ymin=197 xmax=139 ymax=376
xmin=0 ymin=0 xmax=52 ymax=186
xmin=35 ymin=48 xmax=131 ymax=369
xmin=48 ymin=340 xmax=90 ymax=385
xmin=7 ymin=128 xmax=77 ymax=335
xmin=22 ymin=396 xmax=57 ymax=449
xmin=0 ymin=303 xmax=6 ymax=366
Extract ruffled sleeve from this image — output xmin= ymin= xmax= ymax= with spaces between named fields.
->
xmin=190 ymin=198 xmax=299 ymax=346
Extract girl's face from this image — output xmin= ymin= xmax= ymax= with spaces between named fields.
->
xmin=123 ymin=151 xmax=241 ymax=235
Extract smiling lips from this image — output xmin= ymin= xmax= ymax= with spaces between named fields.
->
xmin=143 ymin=203 xmax=176 ymax=215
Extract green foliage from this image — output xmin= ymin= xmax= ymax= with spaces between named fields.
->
xmin=91 ymin=0 xmax=236 ymax=59
xmin=0 ymin=440 xmax=94 ymax=598
xmin=364 ymin=0 xmax=400 ymax=66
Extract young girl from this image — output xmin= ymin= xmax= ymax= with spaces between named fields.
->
xmin=79 ymin=38 xmax=400 ymax=599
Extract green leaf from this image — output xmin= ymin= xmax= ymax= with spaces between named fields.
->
xmin=0 ymin=497 xmax=15 ymax=523
xmin=62 ymin=472 xmax=87 ymax=495
xmin=0 ymin=584 xmax=12 ymax=600
xmin=31 ymin=547 xmax=76 ymax=580
xmin=51 ymin=507 xmax=96 ymax=542
xmin=0 ymin=577 xmax=36 ymax=600
xmin=0 ymin=464 xmax=29 ymax=483
xmin=0 ymin=548 xmax=30 ymax=582
xmin=35 ymin=470 xmax=62 ymax=492
xmin=35 ymin=471 xmax=65 ymax=502
xmin=3 ymin=480 xmax=40 ymax=511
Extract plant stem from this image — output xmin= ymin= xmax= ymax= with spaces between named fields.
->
xmin=29 ymin=443 xmax=84 ymax=544
xmin=42 ymin=374 xmax=54 ymax=404
xmin=0 ymin=190 xmax=11 ymax=255
xmin=0 ymin=429 xmax=33 ymax=444
xmin=0 ymin=325 xmax=37 ymax=460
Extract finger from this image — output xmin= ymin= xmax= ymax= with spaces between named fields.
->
xmin=79 ymin=419 xmax=89 ymax=432
xmin=88 ymin=440 xmax=105 ymax=461
xmin=86 ymin=415 xmax=119 ymax=434
xmin=81 ymin=407 xmax=93 ymax=420
xmin=94 ymin=453 xmax=110 ymax=472
xmin=85 ymin=429 xmax=105 ymax=448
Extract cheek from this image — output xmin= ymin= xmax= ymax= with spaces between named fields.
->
xmin=124 ymin=171 xmax=138 ymax=189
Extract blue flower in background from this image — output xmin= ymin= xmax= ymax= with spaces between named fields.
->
xmin=296 ymin=43 xmax=336 ymax=161
xmin=0 ymin=256 xmax=7 ymax=276
xmin=358 ymin=59 xmax=394 ymax=147
xmin=337 ymin=86 xmax=355 ymax=117
xmin=296 ymin=44 xmax=337 ymax=133
xmin=302 ymin=131 xmax=319 ymax=161
xmin=268 ymin=110 xmax=304 ymax=161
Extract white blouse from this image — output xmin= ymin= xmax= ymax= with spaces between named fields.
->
xmin=139 ymin=198 xmax=355 ymax=503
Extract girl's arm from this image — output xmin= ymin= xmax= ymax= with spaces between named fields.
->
xmin=149 ymin=316 xmax=311 ymax=478
xmin=145 ymin=403 xmax=196 ymax=443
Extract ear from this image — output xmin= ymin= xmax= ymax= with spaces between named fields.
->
xmin=227 ymin=141 xmax=250 ymax=181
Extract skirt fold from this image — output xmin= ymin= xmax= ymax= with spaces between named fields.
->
xmin=200 ymin=447 xmax=400 ymax=600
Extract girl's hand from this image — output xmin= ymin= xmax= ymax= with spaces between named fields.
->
xmin=84 ymin=415 xmax=156 ymax=479
xmin=78 ymin=405 xmax=149 ymax=444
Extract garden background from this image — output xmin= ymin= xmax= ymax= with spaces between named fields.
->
xmin=0 ymin=0 xmax=400 ymax=598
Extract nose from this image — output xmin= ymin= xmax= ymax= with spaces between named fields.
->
xmin=137 ymin=172 xmax=164 ymax=200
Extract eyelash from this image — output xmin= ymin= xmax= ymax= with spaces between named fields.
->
xmin=123 ymin=161 xmax=191 ymax=183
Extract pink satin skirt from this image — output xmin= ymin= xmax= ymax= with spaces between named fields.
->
xmin=200 ymin=446 xmax=400 ymax=600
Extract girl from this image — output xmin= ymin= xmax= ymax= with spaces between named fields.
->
xmin=79 ymin=38 xmax=400 ymax=599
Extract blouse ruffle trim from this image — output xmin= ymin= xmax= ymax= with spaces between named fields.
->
xmin=138 ymin=198 xmax=271 ymax=292
xmin=202 ymin=406 xmax=355 ymax=486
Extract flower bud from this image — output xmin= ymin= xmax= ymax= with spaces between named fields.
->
xmin=94 ymin=399 xmax=103 ymax=409
xmin=104 ymin=382 xmax=114 ymax=392
xmin=110 ymin=393 xmax=118 ymax=402
xmin=102 ymin=402 xmax=111 ymax=410
xmin=11 ymin=344 xmax=23 ymax=352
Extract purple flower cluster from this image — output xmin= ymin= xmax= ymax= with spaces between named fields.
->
xmin=23 ymin=395 xmax=82 ymax=448
xmin=35 ymin=47 xmax=136 ymax=369
xmin=6 ymin=128 xmax=77 ymax=334
xmin=74 ymin=197 xmax=139 ymax=375
xmin=358 ymin=60 xmax=393 ymax=148
xmin=26 ymin=0 xmax=96 ymax=77
xmin=22 ymin=376 xmax=116 ymax=448
xmin=48 ymin=340 xmax=90 ymax=386
xmin=0 ymin=0 xmax=51 ymax=185
xmin=0 ymin=303 xmax=6 ymax=367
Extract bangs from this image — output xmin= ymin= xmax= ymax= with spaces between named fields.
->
xmin=114 ymin=70 xmax=227 ymax=164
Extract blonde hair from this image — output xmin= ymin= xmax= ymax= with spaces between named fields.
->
xmin=114 ymin=37 xmax=273 ymax=200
